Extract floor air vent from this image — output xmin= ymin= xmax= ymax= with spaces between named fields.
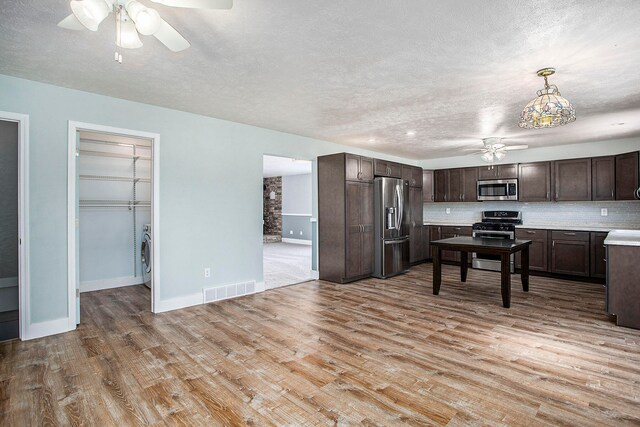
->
xmin=203 ymin=281 xmax=256 ymax=303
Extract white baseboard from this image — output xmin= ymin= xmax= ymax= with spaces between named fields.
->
xmin=27 ymin=317 xmax=72 ymax=340
xmin=310 ymin=270 xmax=319 ymax=280
xmin=255 ymin=281 xmax=265 ymax=292
xmin=80 ymin=276 xmax=144 ymax=293
xmin=154 ymin=292 xmax=203 ymax=313
xmin=282 ymin=238 xmax=312 ymax=245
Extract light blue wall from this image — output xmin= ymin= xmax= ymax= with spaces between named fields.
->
xmin=0 ymin=74 xmax=416 ymax=324
xmin=282 ymin=174 xmax=312 ymax=214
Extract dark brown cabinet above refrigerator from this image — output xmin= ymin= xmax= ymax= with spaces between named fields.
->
xmin=373 ymin=159 xmax=402 ymax=178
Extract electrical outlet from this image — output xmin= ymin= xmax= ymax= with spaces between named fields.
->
xmin=601 ymin=208 xmax=608 ymax=217
xmin=299 ymin=231 xmax=303 ymax=235
xmin=446 ymin=208 xmax=451 ymax=214
xmin=289 ymin=230 xmax=293 ymax=235
xmin=204 ymin=268 xmax=211 ymax=278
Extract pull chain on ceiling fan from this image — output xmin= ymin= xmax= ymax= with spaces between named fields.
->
xmin=58 ymin=0 xmax=233 ymax=63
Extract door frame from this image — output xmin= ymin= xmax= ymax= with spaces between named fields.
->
xmin=0 ymin=111 xmax=30 ymax=340
xmin=67 ymin=121 xmax=160 ymax=328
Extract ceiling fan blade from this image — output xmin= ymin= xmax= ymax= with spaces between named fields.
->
xmin=153 ymin=19 xmax=190 ymax=52
xmin=57 ymin=14 xmax=86 ymax=31
xmin=504 ymin=145 xmax=529 ymax=150
xmin=150 ymin=0 xmax=232 ymax=9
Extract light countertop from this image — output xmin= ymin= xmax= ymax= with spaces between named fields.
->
xmin=604 ymin=230 xmax=640 ymax=246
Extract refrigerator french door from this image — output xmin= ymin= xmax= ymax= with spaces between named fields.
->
xmin=373 ymin=177 xmax=410 ymax=278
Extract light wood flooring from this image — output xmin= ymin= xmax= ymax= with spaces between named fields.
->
xmin=2 ymin=263 xmax=640 ymax=426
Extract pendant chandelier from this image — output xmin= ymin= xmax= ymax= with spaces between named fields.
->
xmin=519 ymin=68 xmax=576 ymax=129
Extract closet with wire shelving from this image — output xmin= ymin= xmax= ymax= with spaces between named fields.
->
xmin=78 ymin=131 xmax=151 ymax=292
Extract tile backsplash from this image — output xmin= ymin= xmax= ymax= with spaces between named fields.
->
xmin=423 ymin=200 xmax=640 ymax=229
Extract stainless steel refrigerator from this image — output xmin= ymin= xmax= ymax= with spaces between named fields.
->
xmin=373 ymin=177 xmax=410 ymax=278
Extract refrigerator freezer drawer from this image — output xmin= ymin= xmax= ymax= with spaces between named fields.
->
xmin=380 ymin=238 xmax=410 ymax=278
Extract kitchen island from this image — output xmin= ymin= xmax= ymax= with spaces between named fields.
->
xmin=431 ymin=236 xmax=532 ymax=308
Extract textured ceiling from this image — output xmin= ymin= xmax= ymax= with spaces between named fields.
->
xmin=1 ymin=1 xmax=640 ymax=159
xmin=263 ymin=155 xmax=311 ymax=178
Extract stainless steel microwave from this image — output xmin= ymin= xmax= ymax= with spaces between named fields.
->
xmin=477 ymin=179 xmax=518 ymax=201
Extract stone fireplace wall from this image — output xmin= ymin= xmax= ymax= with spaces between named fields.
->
xmin=263 ymin=177 xmax=282 ymax=236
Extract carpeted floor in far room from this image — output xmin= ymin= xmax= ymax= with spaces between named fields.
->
xmin=263 ymin=241 xmax=312 ymax=289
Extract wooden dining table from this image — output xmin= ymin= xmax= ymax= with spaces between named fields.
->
xmin=430 ymin=236 xmax=532 ymax=308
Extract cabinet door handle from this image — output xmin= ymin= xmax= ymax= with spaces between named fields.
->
xmin=555 ymin=191 xmax=559 ymax=200
xmin=431 ymin=195 xmax=434 ymax=201
xmin=553 ymin=241 xmax=555 ymax=248
xmin=563 ymin=232 xmax=576 ymax=236
xmin=611 ymin=189 xmax=614 ymax=198
xmin=357 ymin=171 xmax=362 ymax=180
xmin=546 ymin=191 xmax=549 ymax=200
xmin=526 ymin=230 xmax=536 ymax=234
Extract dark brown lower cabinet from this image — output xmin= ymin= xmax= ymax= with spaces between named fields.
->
xmin=440 ymin=226 xmax=472 ymax=263
xmin=590 ymin=232 xmax=608 ymax=278
xmin=550 ymin=231 xmax=590 ymax=276
xmin=423 ymin=226 xmax=431 ymax=260
xmin=515 ymin=228 xmax=548 ymax=271
xmin=409 ymin=224 xmax=424 ymax=263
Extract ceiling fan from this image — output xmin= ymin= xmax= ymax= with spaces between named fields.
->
xmin=474 ymin=137 xmax=528 ymax=163
xmin=58 ymin=0 xmax=232 ymax=61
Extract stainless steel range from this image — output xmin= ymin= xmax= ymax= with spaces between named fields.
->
xmin=472 ymin=211 xmax=522 ymax=272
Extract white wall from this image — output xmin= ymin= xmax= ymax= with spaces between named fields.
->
xmin=0 ymin=74 xmax=416 ymax=331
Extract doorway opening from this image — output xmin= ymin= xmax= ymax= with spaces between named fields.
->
xmin=68 ymin=122 xmax=160 ymax=327
xmin=263 ymin=155 xmax=313 ymax=289
xmin=0 ymin=119 xmax=20 ymax=341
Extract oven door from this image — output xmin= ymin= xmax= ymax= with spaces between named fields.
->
xmin=472 ymin=230 xmax=515 ymax=272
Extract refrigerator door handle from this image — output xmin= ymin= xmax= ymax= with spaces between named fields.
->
xmin=395 ymin=184 xmax=403 ymax=231
xmin=384 ymin=237 xmax=410 ymax=244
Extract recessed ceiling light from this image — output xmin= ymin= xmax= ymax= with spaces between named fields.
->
xmin=406 ymin=131 xmax=416 ymax=137
xmin=611 ymin=122 xmax=625 ymax=126
xmin=368 ymin=138 xmax=376 ymax=143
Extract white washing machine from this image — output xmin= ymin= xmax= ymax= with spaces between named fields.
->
xmin=141 ymin=224 xmax=152 ymax=288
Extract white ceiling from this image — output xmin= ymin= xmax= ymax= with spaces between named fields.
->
xmin=263 ymin=155 xmax=311 ymax=178
xmin=1 ymin=1 xmax=640 ymax=159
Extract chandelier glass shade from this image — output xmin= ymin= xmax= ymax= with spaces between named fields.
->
xmin=519 ymin=68 xmax=576 ymax=129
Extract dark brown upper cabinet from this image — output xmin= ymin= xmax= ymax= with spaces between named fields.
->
xmin=461 ymin=167 xmax=478 ymax=202
xmin=373 ymin=159 xmax=402 ymax=179
xmin=478 ymin=164 xmax=518 ymax=180
xmin=434 ymin=169 xmax=448 ymax=202
xmin=402 ymin=165 xmax=423 ymax=188
xmin=519 ymin=162 xmax=552 ymax=202
xmin=615 ymin=151 xmax=639 ymax=200
xmin=448 ymin=168 xmax=463 ymax=202
xmin=554 ymin=158 xmax=592 ymax=201
xmin=346 ymin=154 xmax=374 ymax=182
xmin=592 ymin=156 xmax=616 ymax=201
xmin=422 ymin=170 xmax=434 ymax=203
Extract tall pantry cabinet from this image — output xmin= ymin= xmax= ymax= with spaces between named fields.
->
xmin=319 ymin=153 xmax=374 ymax=283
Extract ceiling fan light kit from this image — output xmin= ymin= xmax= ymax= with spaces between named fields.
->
xmin=59 ymin=0 xmax=233 ymax=62
xmin=70 ymin=0 xmax=111 ymax=31
xmin=519 ymin=67 xmax=576 ymax=129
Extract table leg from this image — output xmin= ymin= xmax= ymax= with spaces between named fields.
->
xmin=460 ymin=251 xmax=468 ymax=282
xmin=433 ymin=247 xmax=441 ymax=295
xmin=521 ymin=245 xmax=530 ymax=292
xmin=501 ymin=252 xmax=511 ymax=308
